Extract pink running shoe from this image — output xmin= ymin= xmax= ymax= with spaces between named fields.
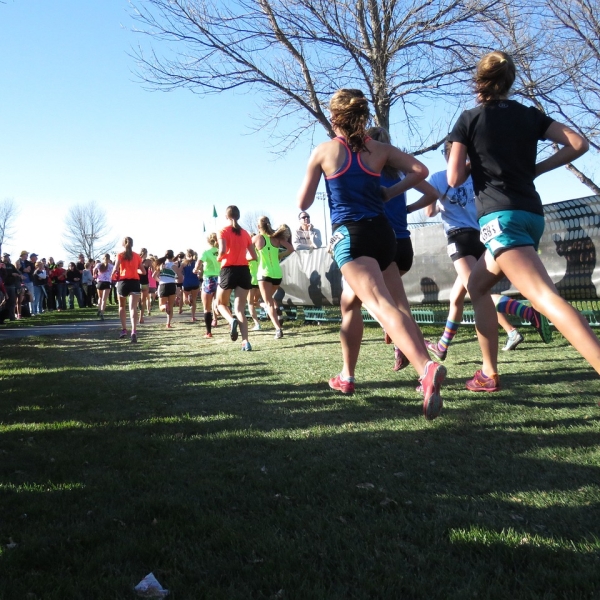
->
xmin=393 ymin=348 xmax=410 ymax=371
xmin=419 ymin=361 xmax=446 ymax=420
xmin=426 ymin=340 xmax=447 ymax=361
xmin=328 ymin=373 xmax=355 ymax=395
xmin=466 ymin=370 xmax=500 ymax=392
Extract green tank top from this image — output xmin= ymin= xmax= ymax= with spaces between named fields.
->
xmin=257 ymin=234 xmax=282 ymax=279
xmin=201 ymin=247 xmax=220 ymax=278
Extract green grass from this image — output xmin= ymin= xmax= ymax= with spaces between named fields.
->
xmin=0 ymin=305 xmax=120 ymax=327
xmin=0 ymin=312 xmax=599 ymax=599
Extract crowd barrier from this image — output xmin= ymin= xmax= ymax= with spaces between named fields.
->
xmin=277 ymin=195 xmax=600 ymax=326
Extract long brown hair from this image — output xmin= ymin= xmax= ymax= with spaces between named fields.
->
xmin=257 ymin=216 xmax=274 ymax=236
xmin=474 ymin=51 xmax=516 ymax=104
xmin=226 ymin=205 xmax=242 ymax=235
xmin=154 ymin=249 xmax=174 ymax=269
xmin=122 ymin=236 xmax=134 ymax=261
xmin=329 ymin=89 xmax=371 ymax=153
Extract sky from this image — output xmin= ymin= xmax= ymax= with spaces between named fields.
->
xmin=0 ymin=0 xmax=596 ymax=262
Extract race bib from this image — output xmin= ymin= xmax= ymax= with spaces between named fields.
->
xmin=328 ymin=231 xmax=345 ymax=254
xmin=447 ymin=242 xmax=457 ymax=257
xmin=480 ymin=218 xmax=502 ymax=244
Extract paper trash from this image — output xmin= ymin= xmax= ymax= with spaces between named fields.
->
xmin=134 ymin=572 xmax=169 ymax=598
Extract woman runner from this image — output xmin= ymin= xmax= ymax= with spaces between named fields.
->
xmin=182 ymin=249 xmax=201 ymax=322
xmin=197 ymin=233 xmax=220 ymax=338
xmin=447 ymin=51 xmax=599 ymax=391
xmin=297 ymin=88 xmax=446 ymax=419
xmin=112 ymin=237 xmax=145 ymax=343
xmin=154 ymin=250 xmax=183 ymax=329
xmin=216 ymin=206 xmax=257 ymax=351
xmin=253 ymin=216 xmax=294 ymax=339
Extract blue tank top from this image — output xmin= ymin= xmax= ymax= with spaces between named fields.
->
xmin=381 ymin=174 xmax=409 ymax=239
xmin=325 ymin=137 xmax=385 ymax=225
xmin=182 ymin=261 xmax=200 ymax=287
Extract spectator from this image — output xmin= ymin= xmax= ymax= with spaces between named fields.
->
xmin=0 ymin=253 xmax=20 ymax=321
xmin=81 ymin=261 xmax=95 ymax=307
xmin=293 ymin=211 xmax=322 ymax=250
xmin=51 ymin=260 xmax=67 ymax=311
xmin=65 ymin=262 xmax=84 ymax=309
xmin=32 ymin=260 xmax=48 ymax=315
xmin=15 ymin=251 xmax=35 ymax=316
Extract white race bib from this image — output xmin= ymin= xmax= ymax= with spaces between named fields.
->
xmin=328 ymin=231 xmax=345 ymax=254
xmin=480 ymin=218 xmax=502 ymax=244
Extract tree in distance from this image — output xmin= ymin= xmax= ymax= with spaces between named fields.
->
xmin=0 ymin=198 xmax=19 ymax=256
xmin=240 ymin=209 xmax=273 ymax=234
xmin=62 ymin=202 xmax=117 ymax=261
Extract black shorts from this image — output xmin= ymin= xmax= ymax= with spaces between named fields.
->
xmin=393 ymin=237 xmax=414 ymax=273
xmin=447 ymin=228 xmax=485 ymax=262
xmin=97 ymin=281 xmax=111 ymax=291
xmin=258 ymin=276 xmax=282 ymax=286
xmin=159 ymin=283 xmax=177 ymax=298
xmin=117 ymin=279 xmax=141 ymax=297
xmin=250 ymin=284 xmax=259 ymax=290
xmin=176 ymin=282 xmax=183 ymax=289
xmin=219 ymin=266 xmax=252 ymax=290
xmin=331 ymin=215 xmax=396 ymax=271
xmin=183 ymin=285 xmax=200 ymax=292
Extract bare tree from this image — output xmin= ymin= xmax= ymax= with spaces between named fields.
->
xmin=131 ymin=0 xmax=508 ymax=154
xmin=62 ymin=202 xmax=117 ymax=260
xmin=0 ymin=198 xmax=19 ymax=256
xmin=239 ymin=209 xmax=273 ymax=233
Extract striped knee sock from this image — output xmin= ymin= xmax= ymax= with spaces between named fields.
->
xmin=495 ymin=296 xmax=534 ymax=321
xmin=438 ymin=320 xmax=460 ymax=352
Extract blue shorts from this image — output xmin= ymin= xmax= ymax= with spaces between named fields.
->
xmin=202 ymin=275 xmax=219 ymax=295
xmin=479 ymin=210 xmax=545 ymax=258
xmin=330 ymin=215 xmax=396 ymax=270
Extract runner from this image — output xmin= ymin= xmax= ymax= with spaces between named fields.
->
xmin=423 ymin=139 xmax=550 ymax=361
xmin=197 ymin=233 xmax=220 ymax=338
xmin=153 ymin=250 xmax=183 ymax=329
xmin=138 ymin=248 xmax=152 ymax=323
xmin=447 ymin=50 xmax=598 ymax=390
xmin=181 ymin=249 xmax=201 ymax=322
xmin=297 ymin=88 xmax=446 ymax=419
xmin=112 ymin=237 xmax=145 ymax=343
xmin=93 ymin=254 xmax=113 ymax=321
xmin=216 ymin=206 xmax=257 ymax=351
xmin=253 ymin=216 xmax=294 ymax=339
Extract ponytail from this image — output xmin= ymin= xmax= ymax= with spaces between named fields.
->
xmin=122 ymin=236 xmax=133 ymax=261
xmin=226 ymin=205 xmax=242 ymax=236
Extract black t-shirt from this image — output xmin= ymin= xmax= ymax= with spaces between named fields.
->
xmin=449 ymin=99 xmax=554 ymax=219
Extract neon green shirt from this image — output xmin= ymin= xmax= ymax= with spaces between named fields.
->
xmin=257 ymin=234 xmax=282 ymax=279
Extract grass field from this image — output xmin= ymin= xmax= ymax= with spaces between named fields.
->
xmin=0 ymin=309 xmax=599 ymax=599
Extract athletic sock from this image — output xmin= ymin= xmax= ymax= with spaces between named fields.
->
xmin=204 ymin=311 xmax=212 ymax=333
xmin=495 ymin=296 xmax=534 ymax=322
xmin=438 ymin=320 xmax=460 ymax=352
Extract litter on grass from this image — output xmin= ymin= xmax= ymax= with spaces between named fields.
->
xmin=134 ymin=572 xmax=169 ymax=598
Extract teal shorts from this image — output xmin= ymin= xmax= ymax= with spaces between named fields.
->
xmin=478 ymin=210 xmax=545 ymax=258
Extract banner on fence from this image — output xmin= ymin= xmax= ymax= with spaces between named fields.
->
xmin=279 ymin=195 xmax=600 ymax=306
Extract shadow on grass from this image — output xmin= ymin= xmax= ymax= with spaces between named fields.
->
xmin=0 ymin=328 xmax=599 ymax=599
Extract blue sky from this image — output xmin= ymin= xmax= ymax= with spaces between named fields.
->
xmin=0 ymin=0 xmax=594 ymax=261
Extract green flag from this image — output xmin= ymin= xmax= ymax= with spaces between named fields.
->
xmin=212 ymin=205 xmax=218 ymax=218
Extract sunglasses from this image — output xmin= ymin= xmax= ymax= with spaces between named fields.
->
xmin=300 ymin=215 xmax=310 ymax=220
